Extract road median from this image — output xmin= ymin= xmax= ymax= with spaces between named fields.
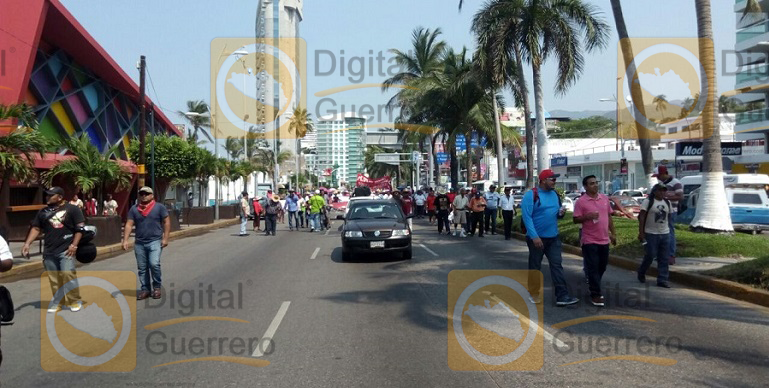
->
xmin=1 ymin=217 xmax=240 ymax=281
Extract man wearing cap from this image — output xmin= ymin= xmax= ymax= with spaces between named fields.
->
xmin=122 ymin=187 xmax=171 ymax=300
xmin=484 ymin=185 xmax=501 ymax=235
xmin=638 ymin=183 xmax=673 ymax=288
xmin=452 ymin=188 xmax=469 ymax=237
xmin=308 ymin=190 xmax=326 ymax=233
xmin=264 ymin=193 xmax=282 ymax=236
xmin=284 ymin=189 xmax=300 ymax=231
xmin=22 ymin=187 xmax=86 ymax=312
xmin=521 ymin=170 xmax=578 ymax=306
xmin=652 ymin=165 xmax=683 ymax=264
xmin=238 ymin=191 xmax=250 ymax=236
xmin=433 ymin=187 xmax=452 ymax=235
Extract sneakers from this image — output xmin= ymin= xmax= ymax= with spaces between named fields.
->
xmin=528 ymin=295 xmax=542 ymax=304
xmin=460 ymin=231 xmax=467 ymax=238
xmin=556 ymin=297 xmax=579 ymax=307
xmin=68 ymin=301 xmax=83 ymax=312
xmin=47 ymin=304 xmax=62 ymax=313
xmin=137 ymin=291 xmax=151 ymax=300
xmin=590 ymin=296 xmax=605 ymax=307
xmin=637 ymin=272 xmax=646 ymax=283
xmin=657 ymin=283 xmax=671 ymax=288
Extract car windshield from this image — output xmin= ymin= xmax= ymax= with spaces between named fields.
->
xmin=620 ymin=198 xmax=639 ymax=207
xmin=348 ymin=203 xmax=403 ymax=220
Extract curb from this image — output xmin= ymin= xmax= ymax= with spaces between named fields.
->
xmin=1 ymin=217 xmax=241 ymax=281
xmin=507 ymin=229 xmax=769 ymax=309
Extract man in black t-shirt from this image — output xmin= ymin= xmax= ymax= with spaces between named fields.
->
xmin=433 ymin=187 xmax=452 ymax=235
xmin=22 ymin=187 xmax=85 ymax=313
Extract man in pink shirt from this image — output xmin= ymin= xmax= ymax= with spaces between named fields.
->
xmin=573 ymin=175 xmax=616 ymax=307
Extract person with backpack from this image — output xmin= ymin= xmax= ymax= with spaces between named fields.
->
xmin=122 ymin=187 xmax=171 ymax=300
xmin=264 ymin=194 xmax=282 ymax=236
xmin=521 ymin=170 xmax=578 ymax=306
xmin=637 ymin=183 xmax=673 ymax=288
xmin=573 ymin=176 xmax=616 ymax=307
xmin=652 ymin=165 xmax=683 ymax=265
xmin=22 ymin=187 xmax=86 ymax=313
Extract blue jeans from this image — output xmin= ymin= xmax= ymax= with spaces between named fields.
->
xmin=484 ymin=208 xmax=498 ymax=233
xmin=288 ymin=211 xmax=298 ymax=229
xmin=668 ymin=212 xmax=677 ymax=257
xmin=43 ymin=251 xmax=81 ymax=305
xmin=135 ymin=240 xmax=162 ymax=292
xmin=526 ymin=237 xmax=570 ymax=300
xmin=638 ymin=233 xmax=670 ymax=284
xmin=309 ymin=213 xmax=320 ymax=230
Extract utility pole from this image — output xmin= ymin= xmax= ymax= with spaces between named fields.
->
xmin=137 ymin=55 xmax=147 ymax=188
xmin=150 ymin=103 xmax=155 ymax=191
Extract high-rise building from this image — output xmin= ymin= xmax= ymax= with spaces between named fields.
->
xmin=734 ymin=2 xmax=769 ymax=155
xmin=316 ymin=113 xmax=367 ymax=185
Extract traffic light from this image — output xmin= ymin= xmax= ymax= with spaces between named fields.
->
xmin=620 ymin=158 xmax=628 ymax=174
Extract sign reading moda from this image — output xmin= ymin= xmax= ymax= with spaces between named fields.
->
xmin=675 ymin=142 xmax=742 ymax=157
xmin=551 ymin=156 xmax=568 ymax=167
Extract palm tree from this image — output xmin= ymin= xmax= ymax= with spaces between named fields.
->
xmin=690 ymin=0 xmax=733 ymax=233
xmin=653 ymin=94 xmax=669 ymax=118
xmin=43 ymin=133 xmax=131 ymax=211
xmin=465 ymin=0 xmax=536 ymax=188
xmin=364 ymin=145 xmax=399 ymax=179
xmin=190 ymin=146 xmax=217 ymax=206
xmin=609 ymin=0 xmax=655 ymax=187
xmin=224 ymin=137 xmax=244 ymax=161
xmin=288 ymin=107 xmax=315 ymax=189
xmin=178 ymin=100 xmax=212 ymax=143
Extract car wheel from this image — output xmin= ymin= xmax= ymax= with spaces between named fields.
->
xmin=342 ymin=249 xmax=352 ymax=261
xmin=402 ymin=247 xmax=413 ymax=260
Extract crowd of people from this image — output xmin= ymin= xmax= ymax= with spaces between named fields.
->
xmin=238 ymin=188 xmax=341 ymax=236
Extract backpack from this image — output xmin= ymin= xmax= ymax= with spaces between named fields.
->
xmin=0 ymin=286 xmax=14 ymax=322
xmin=520 ymin=188 xmax=562 ymax=236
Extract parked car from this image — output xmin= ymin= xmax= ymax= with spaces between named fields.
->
xmin=513 ymin=194 xmax=524 ymax=208
xmin=677 ymin=187 xmax=769 ymax=234
xmin=562 ymin=197 xmax=574 ymax=212
xmin=611 ymin=190 xmax=646 ymax=202
xmin=341 ymin=199 xmax=413 ymax=261
xmin=609 ymin=196 xmax=641 ymax=219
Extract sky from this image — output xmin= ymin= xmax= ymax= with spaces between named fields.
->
xmin=61 ymin=0 xmax=739 ymax=128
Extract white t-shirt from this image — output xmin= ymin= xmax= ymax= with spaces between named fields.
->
xmin=414 ymin=194 xmax=426 ymax=206
xmin=0 ymin=236 xmax=13 ymax=262
xmin=641 ymin=198 xmax=671 ymax=235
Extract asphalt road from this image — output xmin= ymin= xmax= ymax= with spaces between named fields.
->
xmin=2 ymin=215 xmax=769 ymax=387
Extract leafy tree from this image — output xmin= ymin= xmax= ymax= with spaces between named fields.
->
xmin=44 ymin=133 xmax=131 ymax=211
xmin=551 ymin=116 xmax=616 ymax=139
xmin=128 ymin=134 xmax=198 ymax=200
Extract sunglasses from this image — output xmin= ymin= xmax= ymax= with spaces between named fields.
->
xmin=546 ymin=177 xmax=557 ymax=182
xmin=139 ymin=192 xmax=152 ymax=196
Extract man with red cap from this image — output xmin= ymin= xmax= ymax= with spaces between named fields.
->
xmin=521 ymin=169 xmax=578 ymax=306
xmin=652 ymin=165 xmax=683 ymax=264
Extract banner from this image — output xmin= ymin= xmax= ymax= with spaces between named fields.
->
xmin=675 ymin=141 xmax=742 ymax=156
xmin=356 ymin=174 xmax=392 ymax=191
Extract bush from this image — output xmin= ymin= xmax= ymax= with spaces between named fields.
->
xmin=705 ymin=256 xmax=769 ymax=291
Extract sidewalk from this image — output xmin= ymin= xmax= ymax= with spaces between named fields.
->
xmin=1 ymin=217 xmax=240 ymax=280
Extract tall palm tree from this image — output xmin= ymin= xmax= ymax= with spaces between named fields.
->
xmin=224 ymin=137 xmax=244 ymax=161
xmin=364 ymin=145 xmax=399 ymax=179
xmin=43 ymin=133 xmax=131 ymax=211
xmin=519 ymin=0 xmax=609 ymax=172
xmin=177 ymin=100 xmax=212 ymax=143
xmin=653 ymin=94 xmax=669 ymax=118
xmin=465 ymin=0 xmax=536 ymax=187
xmin=610 ymin=0 xmax=654 ymax=187
xmin=690 ymin=0 xmax=733 ymax=233
xmin=288 ymin=107 xmax=314 ymax=189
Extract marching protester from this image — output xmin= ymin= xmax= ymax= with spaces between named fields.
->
xmin=451 ymin=188 xmax=469 ymax=237
xmin=297 ymin=194 xmax=307 ymax=228
xmin=414 ymin=190 xmax=427 ymax=219
xmin=308 ymin=190 xmax=326 ymax=233
xmin=122 ymin=187 xmax=170 ymax=300
xmin=521 ymin=170 xmax=578 ymax=306
xmin=652 ymin=165 xmax=683 ymax=265
xmin=573 ymin=176 xmax=616 ymax=307
xmin=252 ymin=196 xmax=263 ymax=232
xmin=22 ymin=187 xmax=85 ymax=312
xmin=264 ymin=193 xmax=282 ymax=236
xmin=469 ymin=190 xmax=487 ymax=237
xmin=484 ymin=185 xmax=500 ymax=235
xmin=433 ymin=187 xmax=452 ymax=235
xmin=637 ymin=183 xmax=673 ymax=288
xmin=426 ymin=188 xmax=437 ymax=225
xmin=499 ymin=186 xmax=516 ymax=240
xmin=239 ymin=191 xmax=250 ymax=236
xmin=285 ymin=189 xmax=300 ymax=231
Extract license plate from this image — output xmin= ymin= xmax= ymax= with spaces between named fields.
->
xmin=370 ymin=241 xmax=385 ymax=248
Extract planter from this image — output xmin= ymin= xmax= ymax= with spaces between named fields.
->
xmin=219 ymin=205 xmax=238 ymax=219
xmin=169 ymin=208 xmax=181 ymax=232
xmin=184 ymin=207 xmax=214 ymax=225
xmin=86 ymin=216 xmax=122 ymax=247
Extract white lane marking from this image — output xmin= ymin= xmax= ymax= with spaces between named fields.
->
xmin=310 ymin=247 xmax=320 ymax=260
xmin=419 ymin=243 xmax=439 ymax=257
xmin=482 ymin=291 xmax=569 ymax=350
xmin=252 ymin=301 xmax=291 ymax=357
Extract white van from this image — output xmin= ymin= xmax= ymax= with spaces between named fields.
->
xmin=680 ymin=174 xmax=769 ymax=199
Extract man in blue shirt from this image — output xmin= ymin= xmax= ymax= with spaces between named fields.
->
xmin=484 ymin=185 xmax=501 ymax=235
xmin=284 ymin=189 xmax=300 ymax=231
xmin=122 ymin=187 xmax=171 ymax=300
xmin=521 ymin=170 xmax=578 ymax=306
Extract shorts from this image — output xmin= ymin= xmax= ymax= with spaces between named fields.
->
xmin=453 ymin=210 xmax=467 ymax=224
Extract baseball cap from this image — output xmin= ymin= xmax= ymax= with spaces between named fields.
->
xmin=539 ymin=169 xmax=560 ymax=181
xmin=315 ymin=189 xmax=320 ymax=194
xmin=139 ymin=186 xmax=153 ymax=194
xmin=45 ymin=187 xmax=64 ymax=196
xmin=652 ymin=165 xmax=668 ymax=178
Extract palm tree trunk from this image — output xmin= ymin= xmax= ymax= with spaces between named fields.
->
xmin=432 ymin=133 xmax=441 ymax=187
xmin=450 ymin=141 xmax=459 ymax=189
xmin=532 ymin=62 xmax=549 ymax=172
xmin=690 ymin=0 xmax=733 ymax=232
xmin=466 ymin=132 xmax=474 ymax=184
xmin=513 ymin=44 xmax=535 ymax=189
xmin=610 ymin=0 xmax=654 ymax=187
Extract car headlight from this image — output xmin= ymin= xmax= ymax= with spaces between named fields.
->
xmin=391 ymin=229 xmax=410 ymax=236
xmin=344 ymin=231 xmax=363 ymax=238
